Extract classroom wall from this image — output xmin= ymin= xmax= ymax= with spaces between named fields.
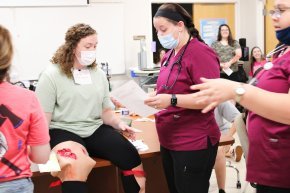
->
xmin=239 ymin=0 xmax=265 ymax=51
xmin=123 ymin=0 xmax=264 ymax=75
xmin=0 ymin=2 xmax=127 ymax=80
xmin=122 ymin=0 xmax=153 ymax=74
xmin=1 ymin=0 xmax=264 ymax=79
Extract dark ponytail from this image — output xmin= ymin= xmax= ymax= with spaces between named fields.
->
xmin=186 ymin=22 xmax=204 ymax=43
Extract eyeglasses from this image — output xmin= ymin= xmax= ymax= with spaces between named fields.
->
xmin=268 ymin=7 xmax=290 ymax=18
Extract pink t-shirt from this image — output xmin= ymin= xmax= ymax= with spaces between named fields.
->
xmin=247 ymin=51 xmax=290 ymax=188
xmin=249 ymin=60 xmax=266 ymax=77
xmin=0 ymin=82 xmax=50 ymax=182
xmin=155 ymin=38 xmax=220 ymax=151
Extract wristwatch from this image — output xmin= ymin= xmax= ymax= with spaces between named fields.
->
xmin=171 ymin=94 xmax=177 ymax=106
xmin=235 ymin=84 xmax=246 ymax=103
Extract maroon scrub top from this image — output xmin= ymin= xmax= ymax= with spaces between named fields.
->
xmin=155 ymin=38 xmax=220 ymax=151
xmin=247 ymin=51 xmax=290 ymax=188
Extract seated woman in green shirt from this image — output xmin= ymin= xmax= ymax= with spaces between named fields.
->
xmin=35 ymin=23 xmax=145 ymax=193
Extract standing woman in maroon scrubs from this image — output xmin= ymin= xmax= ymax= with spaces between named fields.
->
xmin=191 ymin=0 xmax=290 ymax=192
xmin=145 ymin=3 xmax=220 ymax=193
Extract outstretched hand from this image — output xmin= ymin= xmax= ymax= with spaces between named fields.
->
xmin=144 ymin=93 xmax=171 ymax=110
xmin=190 ymin=78 xmax=238 ymax=113
xmin=118 ymin=121 xmax=141 ymax=140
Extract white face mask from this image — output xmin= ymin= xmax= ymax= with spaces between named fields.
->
xmin=77 ymin=50 xmax=96 ymax=66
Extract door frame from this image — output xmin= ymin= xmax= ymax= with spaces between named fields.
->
xmin=149 ymin=0 xmax=241 ymax=46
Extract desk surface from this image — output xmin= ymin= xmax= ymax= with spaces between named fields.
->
xmin=133 ymin=120 xmax=234 ymax=150
xmin=133 ymin=120 xmax=160 ymax=157
xmin=33 ymin=118 xmax=234 ymax=175
xmin=87 ymin=120 xmax=233 ymax=168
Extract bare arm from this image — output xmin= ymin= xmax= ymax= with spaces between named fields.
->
xmin=226 ymin=122 xmax=237 ymax=137
xmin=101 ymin=108 xmax=139 ymax=139
xmin=175 ymin=94 xmax=209 ymax=109
xmin=239 ymin=84 xmax=290 ymax=124
xmin=45 ymin=112 xmax=52 ymax=126
xmin=28 ymin=112 xmax=52 ymax=164
xmin=231 ymin=48 xmax=242 ymax=64
xmin=225 ymin=48 xmax=242 ymax=68
xmin=144 ymin=93 xmax=207 ymax=110
xmin=191 ymin=78 xmax=290 ymax=124
xmin=29 ymin=144 xmax=51 ymax=164
xmin=102 ymin=108 xmax=122 ymax=130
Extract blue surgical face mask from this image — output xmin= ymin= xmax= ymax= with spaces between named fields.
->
xmin=158 ymin=32 xmax=179 ymax=49
xmin=276 ymin=26 xmax=290 ymax=46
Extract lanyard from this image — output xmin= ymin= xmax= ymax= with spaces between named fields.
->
xmin=249 ymin=44 xmax=286 ymax=86
xmin=265 ymin=44 xmax=286 ymax=62
xmin=162 ymin=36 xmax=191 ymax=90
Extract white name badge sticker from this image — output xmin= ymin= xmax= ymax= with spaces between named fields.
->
xmin=72 ymin=69 xmax=92 ymax=85
xmin=263 ymin=62 xmax=273 ymax=70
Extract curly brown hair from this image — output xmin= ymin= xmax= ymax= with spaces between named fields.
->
xmin=0 ymin=25 xmax=13 ymax=83
xmin=51 ymin=23 xmax=97 ymax=78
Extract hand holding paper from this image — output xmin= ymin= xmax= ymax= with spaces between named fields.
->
xmin=110 ymin=80 xmax=159 ymax=117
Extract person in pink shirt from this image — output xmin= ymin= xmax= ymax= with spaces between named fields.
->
xmin=145 ymin=3 xmax=220 ymax=193
xmin=249 ymin=46 xmax=266 ymax=78
xmin=155 ymin=48 xmax=167 ymax=67
xmin=190 ymin=1 xmax=290 ymax=192
xmin=0 ymin=25 xmax=51 ymax=193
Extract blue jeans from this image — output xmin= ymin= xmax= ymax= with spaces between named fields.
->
xmin=0 ymin=178 xmax=33 ymax=193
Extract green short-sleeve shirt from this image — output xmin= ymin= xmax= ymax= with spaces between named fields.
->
xmin=211 ymin=40 xmax=241 ymax=72
xmin=35 ymin=64 xmax=114 ymax=137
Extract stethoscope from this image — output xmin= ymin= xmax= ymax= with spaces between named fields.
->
xmin=162 ymin=36 xmax=191 ymax=90
xmin=248 ymin=43 xmax=286 ymax=86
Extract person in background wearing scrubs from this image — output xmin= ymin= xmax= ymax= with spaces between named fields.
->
xmin=145 ymin=3 xmax=220 ymax=193
xmin=35 ymin=23 xmax=146 ymax=193
xmin=190 ymin=0 xmax=290 ymax=192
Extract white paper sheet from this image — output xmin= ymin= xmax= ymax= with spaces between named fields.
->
xmin=110 ymin=80 xmax=159 ymax=117
xmin=38 ymin=152 xmax=61 ymax=173
xmin=128 ymin=139 xmax=149 ymax=152
xmin=222 ymin=67 xmax=233 ymax=76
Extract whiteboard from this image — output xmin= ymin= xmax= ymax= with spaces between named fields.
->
xmin=0 ymin=3 xmax=125 ymax=80
xmin=0 ymin=0 xmax=87 ymax=7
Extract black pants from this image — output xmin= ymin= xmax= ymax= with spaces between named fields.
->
xmin=220 ymin=69 xmax=248 ymax=83
xmin=50 ymin=125 xmax=141 ymax=193
xmin=161 ymin=139 xmax=218 ymax=193
xmin=257 ymin=184 xmax=290 ymax=193
xmin=220 ymin=72 xmax=239 ymax=82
